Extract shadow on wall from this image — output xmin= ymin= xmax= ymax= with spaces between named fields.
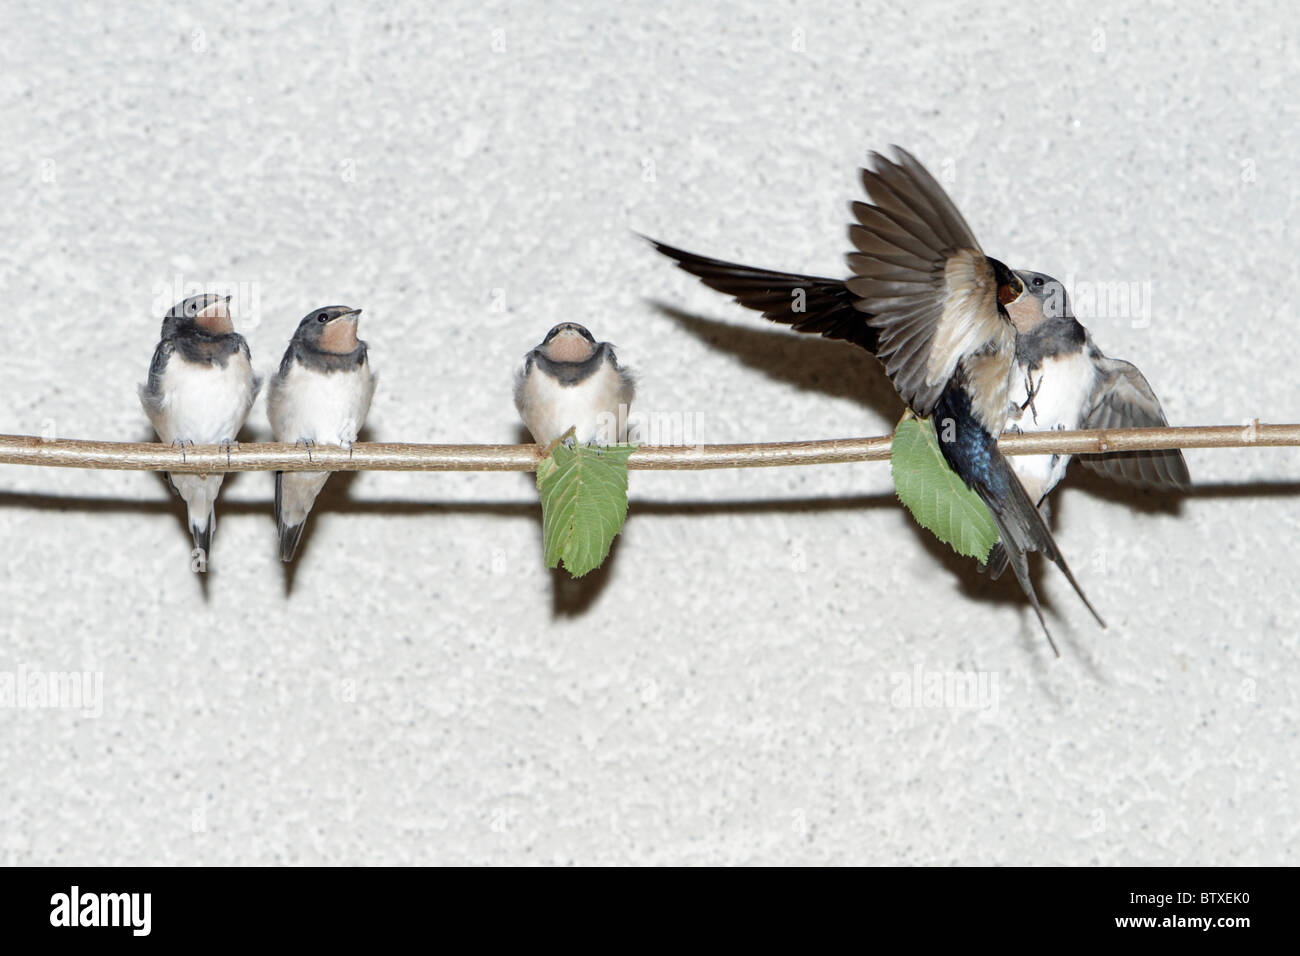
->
xmin=650 ymin=302 xmax=905 ymax=423
xmin=0 ymin=480 xmax=1295 ymax=612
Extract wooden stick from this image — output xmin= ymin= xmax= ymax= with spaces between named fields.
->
xmin=0 ymin=422 xmax=1294 ymax=473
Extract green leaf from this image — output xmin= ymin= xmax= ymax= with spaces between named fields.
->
xmin=536 ymin=441 xmax=637 ymax=577
xmin=890 ymin=414 xmax=999 ymax=564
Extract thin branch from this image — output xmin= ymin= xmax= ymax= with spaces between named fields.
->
xmin=0 ymin=422 xmax=1295 ymax=474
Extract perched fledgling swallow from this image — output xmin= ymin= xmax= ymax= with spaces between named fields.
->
xmin=651 ymin=148 xmax=1119 ymax=650
xmin=983 ymin=271 xmax=1190 ymax=576
xmin=267 ymin=305 xmax=377 ymax=563
xmin=514 ymin=323 xmax=635 ymax=446
xmin=139 ymin=293 xmax=259 ymax=558
xmin=650 ymin=241 xmax=1190 ymax=579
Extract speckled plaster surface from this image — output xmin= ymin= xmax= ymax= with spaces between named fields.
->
xmin=0 ymin=1 xmax=1295 ymax=865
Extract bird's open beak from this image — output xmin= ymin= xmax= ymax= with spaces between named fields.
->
xmin=997 ymin=275 xmax=1025 ymax=306
xmin=1003 ymin=283 xmax=1048 ymax=334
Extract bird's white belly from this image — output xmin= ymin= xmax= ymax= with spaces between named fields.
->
xmin=156 ymin=352 xmax=255 ymax=443
xmin=269 ymin=362 xmax=373 ymax=445
xmin=1006 ymin=350 xmax=1097 ymax=503
xmin=521 ymin=363 xmax=628 ymax=444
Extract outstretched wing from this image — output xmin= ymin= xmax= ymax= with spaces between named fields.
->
xmin=646 ymin=238 xmax=875 ymax=352
xmin=1078 ymin=356 xmax=1190 ymax=490
xmin=846 ymin=147 xmax=1007 ymax=417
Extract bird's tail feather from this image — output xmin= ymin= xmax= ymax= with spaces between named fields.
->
xmin=990 ymin=511 xmax=1059 ymax=656
xmin=278 ymin=519 xmax=306 ymax=563
xmin=984 ymin=499 xmax=1051 ymax=581
xmin=190 ymin=511 xmax=214 ymax=558
xmin=171 ymin=473 xmax=223 ymax=560
xmin=984 ymin=541 xmax=1009 ymax=581
xmin=274 ymin=470 xmax=284 ymax=529
xmin=275 ymin=470 xmax=325 ymax=563
xmin=982 ymin=456 xmax=1105 ymax=654
xmin=274 ymin=471 xmax=302 ymax=562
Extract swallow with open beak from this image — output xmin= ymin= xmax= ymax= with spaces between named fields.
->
xmin=650 ymin=242 xmax=1190 ymax=579
xmin=848 ymin=148 xmax=1111 ymax=649
xmin=139 ymin=293 xmax=259 ymax=560
xmin=267 ymin=305 xmax=376 ymax=562
xmin=650 ymin=148 xmax=1141 ymax=649
xmin=514 ymin=323 xmax=635 ymax=446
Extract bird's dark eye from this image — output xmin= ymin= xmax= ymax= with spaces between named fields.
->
xmin=317 ymin=312 xmax=329 ymax=323
xmin=1032 ymin=276 xmax=1044 ymax=288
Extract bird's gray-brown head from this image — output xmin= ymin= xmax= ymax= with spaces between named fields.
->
xmin=166 ymin=294 xmax=234 ymax=335
xmin=1004 ymin=270 xmax=1072 ymax=334
xmin=293 ymin=305 xmax=364 ymax=354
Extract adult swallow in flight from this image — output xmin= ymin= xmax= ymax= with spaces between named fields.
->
xmin=139 ymin=293 xmax=258 ymax=560
xmin=514 ymin=323 xmax=635 ymax=446
xmin=649 ymin=148 xmax=1130 ymax=649
xmin=267 ymin=305 xmax=377 ymax=562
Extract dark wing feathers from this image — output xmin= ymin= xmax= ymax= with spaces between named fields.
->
xmin=1078 ymin=356 xmax=1191 ymax=491
xmin=891 ymin=148 xmax=983 ymax=248
xmin=646 ymin=238 xmax=876 ymax=352
xmin=141 ymin=338 xmax=175 ymax=406
xmin=846 ymin=147 xmax=995 ymax=417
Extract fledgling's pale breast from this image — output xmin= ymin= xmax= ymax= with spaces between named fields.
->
xmin=149 ymin=350 xmax=256 ymax=443
xmin=1006 ymin=349 xmax=1099 ymax=503
xmin=268 ymin=358 xmax=376 ymax=445
xmin=518 ymin=358 xmax=631 ymax=445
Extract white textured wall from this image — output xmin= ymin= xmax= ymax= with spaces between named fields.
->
xmin=0 ymin=0 xmax=1295 ymax=865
